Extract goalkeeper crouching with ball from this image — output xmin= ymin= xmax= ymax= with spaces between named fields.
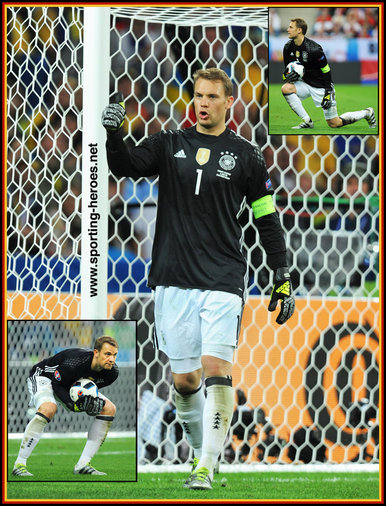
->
xmin=12 ymin=336 xmax=119 ymax=477
xmin=102 ymin=68 xmax=295 ymax=490
xmin=282 ymin=18 xmax=376 ymax=130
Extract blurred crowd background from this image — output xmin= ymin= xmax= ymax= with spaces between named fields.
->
xmin=269 ymin=6 xmax=378 ymax=38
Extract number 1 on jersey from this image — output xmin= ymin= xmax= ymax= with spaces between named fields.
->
xmin=195 ymin=169 xmax=203 ymax=195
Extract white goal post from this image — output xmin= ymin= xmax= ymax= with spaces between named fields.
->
xmin=80 ymin=7 xmax=110 ymax=319
xmin=6 ymin=5 xmax=380 ymax=469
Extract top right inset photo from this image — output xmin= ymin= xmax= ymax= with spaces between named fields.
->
xmin=268 ymin=7 xmax=379 ymax=135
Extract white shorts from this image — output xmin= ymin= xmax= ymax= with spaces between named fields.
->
xmin=154 ymin=286 xmax=243 ymax=374
xmin=295 ymin=81 xmax=338 ymax=120
xmin=28 ymin=375 xmax=57 ymax=410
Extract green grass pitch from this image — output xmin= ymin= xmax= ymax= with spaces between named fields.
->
xmin=5 ymin=472 xmax=381 ymax=501
xmin=6 ymin=436 xmax=380 ymax=502
xmin=268 ymin=84 xmax=378 ymax=135
xmin=7 ymin=436 xmax=136 ymax=483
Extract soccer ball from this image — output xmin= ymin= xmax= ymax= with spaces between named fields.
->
xmin=69 ymin=378 xmax=99 ymax=402
xmin=285 ymin=61 xmax=305 ymax=80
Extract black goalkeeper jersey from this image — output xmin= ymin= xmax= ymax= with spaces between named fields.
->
xmin=106 ymin=126 xmax=287 ymax=297
xmin=283 ymin=36 xmax=333 ymax=90
xmin=29 ymin=348 xmax=119 ymax=411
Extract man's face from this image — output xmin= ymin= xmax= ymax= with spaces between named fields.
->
xmin=193 ymin=78 xmax=233 ymax=135
xmin=93 ymin=343 xmax=118 ymax=370
xmin=287 ymin=21 xmax=301 ymax=39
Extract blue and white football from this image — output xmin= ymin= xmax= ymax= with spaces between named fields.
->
xmin=70 ymin=378 xmax=99 ymax=401
xmin=285 ymin=61 xmax=305 ymax=80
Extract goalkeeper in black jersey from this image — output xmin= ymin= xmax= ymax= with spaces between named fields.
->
xmin=282 ymin=18 xmax=376 ymax=130
xmin=12 ymin=336 xmax=119 ymax=477
xmin=102 ymin=68 xmax=295 ymax=490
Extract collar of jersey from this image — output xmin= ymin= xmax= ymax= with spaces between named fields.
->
xmin=193 ymin=126 xmax=229 ymax=141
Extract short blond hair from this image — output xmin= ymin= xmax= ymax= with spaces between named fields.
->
xmin=291 ymin=18 xmax=308 ymax=35
xmin=193 ymin=68 xmax=233 ymax=97
xmin=94 ymin=335 xmax=118 ymax=351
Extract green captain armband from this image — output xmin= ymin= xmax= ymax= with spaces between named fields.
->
xmin=251 ymin=195 xmax=276 ymax=219
xmin=320 ymin=63 xmax=330 ymax=73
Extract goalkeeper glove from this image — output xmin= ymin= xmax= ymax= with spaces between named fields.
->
xmin=321 ymin=89 xmax=332 ymax=110
xmin=284 ymin=70 xmax=300 ymax=83
xmin=268 ymin=267 xmax=295 ymax=325
xmin=102 ymin=92 xmax=125 ymax=132
xmin=75 ymin=395 xmax=106 ymax=416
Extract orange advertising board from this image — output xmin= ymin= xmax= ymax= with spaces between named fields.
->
xmin=234 ymin=296 xmax=380 ymax=462
xmin=7 ymin=292 xmax=126 ymax=320
xmin=7 ymin=292 xmax=379 ymax=462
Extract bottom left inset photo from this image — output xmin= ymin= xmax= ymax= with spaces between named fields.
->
xmin=7 ymin=319 xmax=137 ymax=482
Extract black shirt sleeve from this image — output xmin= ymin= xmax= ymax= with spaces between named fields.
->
xmin=244 ymin=145 xmax=288 ymax=271
xmin=313 ymin=44 xmax=332 ymax=90
xmin=255 ymin=213 xmax=288 ymax=271
xmin=106 ymin=130 xmax=162 ymax=179
xmin=283 ymin=41 xmax=292 ymax=67
xmin=95 ymin=364 xmax=119 ymax=389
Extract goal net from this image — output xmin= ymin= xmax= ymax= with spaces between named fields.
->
xmin=7 ymin=6 xmax=380 ymax=466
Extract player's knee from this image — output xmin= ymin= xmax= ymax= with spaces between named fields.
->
xmin=327 ymin=117 xmax=341 ymax=128
xmin=37 ymin=402 xmax=57 ymax=420
xmin=173 ymin=371 xmax=202 ymax=394
xmin=101 ymin=398 xmax=116 ymax=416
xmin=202 ymin=354 xmax=232 ymax=378
xmin=281 ymin=83 xmax=295 ymax=95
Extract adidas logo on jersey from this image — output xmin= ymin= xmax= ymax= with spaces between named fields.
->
xmin=174 ymin=149 xmax=186 ymax=158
